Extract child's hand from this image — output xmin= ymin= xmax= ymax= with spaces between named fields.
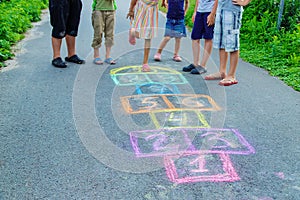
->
xmin=127 ymin=11 xmax=134 ymax=20
xmin=232 ymin=0 xmax=251 ymax=6
xmin=192 ymin=12 xmax=196 ymax=23
xmin=207 ymin=13 xmax=215 ymax=26
xmin=161 ymin=1 xmax=168 ymax=8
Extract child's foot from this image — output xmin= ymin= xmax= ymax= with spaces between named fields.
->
xmin=190 ymin=66 xmax=207 ymax=74
xmin=205 ymin=72 xmax=226 ymax=80
xmin=219 ymin=77 xmax=238 ymax=86
xmin=129 ymin=28 xmax=136 ymax=45
xmin=154 ymin=53 xmax=161 ymax=61
xmin=93 ymin=57 xmax=103 ymax=65
xmin=173 ymin=55 xmax=182 ymax=62
xmin=142 ymin=64 xmax=151 ymax=72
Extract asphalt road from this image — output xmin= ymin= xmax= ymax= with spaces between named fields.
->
xmin=0 ymin=0 xmax=300 ymax=199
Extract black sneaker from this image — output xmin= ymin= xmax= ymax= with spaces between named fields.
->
xmin=191 ymin=66 xmax=207 ymax=75
xmin=182 ymin=64 xmax=196 ymax=72
xmin=52 ymin=57 xmax=67 ymax=68
xmin=65 ymin=54 xmax=85 ymax=64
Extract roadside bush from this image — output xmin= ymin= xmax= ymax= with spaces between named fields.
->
xmin=0 ymin=0 xmax=47 ymax=67
xmin=241 ymin=0 xmax=300 ymax=91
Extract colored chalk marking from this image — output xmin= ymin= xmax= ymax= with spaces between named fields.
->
xmin=164 ymin=152 xmax=240 ymax=183
xmin=150 ymin=110 xmax=210 ymax=129
xmin=129 ymin=128 xmax=255 ymax=157
xmin=121 ymin=94 xmax=221 ymax=114
xmin=135 ymin=83 xmax=180 ymax=94
xmin=110 ymin=66 xmax=188 ymax=86
xmin=110 ymin=66 xmax=182 ymax=75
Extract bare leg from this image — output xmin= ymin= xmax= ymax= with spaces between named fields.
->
xmin=200 ymin=39 xmax=213 ymax=67
xmin=51 ymin=37 xmax=62 ymax=59
xmin=227 ymin=50 xmax=239 ymax=79
xmin=66 ymin=34 xmax=76 ymax=58
xmin=174 ymin=37 xmax=181 ymax=56
xmin=143 ymin=39 xmax=151 ymax=64
xmin=94 ymin=48 xmax=100 ymax=59
xmin=192 ymin=39 xmax=200 ymax=66
xmin=219 ymin=49 xmax=228 ymax=76
xmin=105 ymin=45 xmax=112 ymax=59
xmin=157 ymin=36 xmax=171 ymax=54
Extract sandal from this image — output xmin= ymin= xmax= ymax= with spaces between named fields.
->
xmin=205 ymin=72 xmax=226 ymax=80
xmin=93 ymin=57 xmax=103 ymax=65
xmin=129 ymin=28 xmax=136 ymax=45
xmin=142 ymin=64 xmax=151 ymax=72
xmin=219 ymin=78 xmax=238 ymax=86
xmin=65 ymin=54 xmax=85 ymax=64
xmin=173 ymin=55 xmax=182 ymax=62
xmin=104 ymin=57 xmax=116 ymax=65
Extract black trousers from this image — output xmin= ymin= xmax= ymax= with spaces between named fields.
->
xmin=49 ymin=0 xmax=82 ymax=39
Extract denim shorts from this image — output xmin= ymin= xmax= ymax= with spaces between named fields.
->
xmin=213 ymin=9 xmax=243 ymax=52
xmin=164 ymin=18 xmax=187 ymax=38
xmin=191 ymin=12 xmax=214 ymax=40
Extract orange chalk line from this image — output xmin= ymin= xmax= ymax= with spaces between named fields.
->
xmin=120 ymin=94 xmax=221 ymax=114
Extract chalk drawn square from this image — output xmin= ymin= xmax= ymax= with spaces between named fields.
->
xmin=130 ymin=129 xmax=194 ymax=157
xmin=135 ymin=83 xmax=180 ymax=95
xmin=165 ymin=94 xmax=221 ymax=111
xmin=129 ymin=128 xmax=255 ymax=157
xmin=111 ymin=74 xmax=150 ymax=86
xmin=164 ymin=152 xmax=240 ymax=183
xmin=121 ymin=95 xmax=169 ymax=114
xmin=150 ymin=110 xmax=210 ymax=129
xmin=190 ymin=128 xmax=256 ymax=155
xmin=147 ymin=74 xmax=187 ymax=85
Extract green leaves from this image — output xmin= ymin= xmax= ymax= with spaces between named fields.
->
xmin=0 ymin=0 xmax=47 ymax=67
xmin=240 ymin=0 xmax=300 ymax=91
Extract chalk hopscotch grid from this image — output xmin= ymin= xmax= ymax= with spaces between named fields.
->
xmin=109 ymin=65 xmax=255 ymax=184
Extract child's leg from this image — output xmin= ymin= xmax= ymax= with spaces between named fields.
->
xmin=143 ymin=39 xmax=151 ymax=64
xmin=157 ymin=36 xmax=171 ymax=54
xmin=92 ymin=11 xmax=104 ymax=59
xmin=218 ymin=49 xmax=239 ymax=86
xmin=66 ymin=35 xmax=76 ymax=58
xmin=192 ymin=39 xmax=200 ymax=66
xmin=200 ymin=39 xmax=213 ymax=67
xmin=174 ymin=37 xmax=181 ymax=56
xmin=104 ymin=11 xmax=115 ymax=59
xmin=94 ymin=48 xmax=100 ymax=59
xmin=227 ymin=50 xmax=239 ymax=79
xmin=219 ymin=49 xmax=228 ymax=76
xmin=142 ymin=39 xmax=151 ymax=72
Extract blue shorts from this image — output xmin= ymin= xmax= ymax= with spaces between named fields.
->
xmin=191 ymin=12 xmax=214 ymax=40
xmin=213 ymin=9 xmax=243 ymax=52
xmin=164 ymin=18 xmax=187 ymax=38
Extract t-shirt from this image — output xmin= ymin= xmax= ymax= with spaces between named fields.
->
xmin=93 ymin=0 xmax=116 ymax=11
xmin=197 ymin=0 xmax=215 ymax=13
xmin=167 ymin=0 xmax=185 ymax=20
xmin=218 ymin=0 xmax=243 ymax=12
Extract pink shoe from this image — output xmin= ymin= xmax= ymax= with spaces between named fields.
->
xmin=173 ymin=55 xmax=182 ymax=62
xmin=142 ymin=64 xmax=151 ymax=72
xmin=154 ymin=53 xmax=161 ymax=61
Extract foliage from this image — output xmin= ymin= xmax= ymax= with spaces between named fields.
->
xmin=241 ymin=0 xmax=300 ymax=91
xmin=0 ymin=0 xmax=48 ymax=67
